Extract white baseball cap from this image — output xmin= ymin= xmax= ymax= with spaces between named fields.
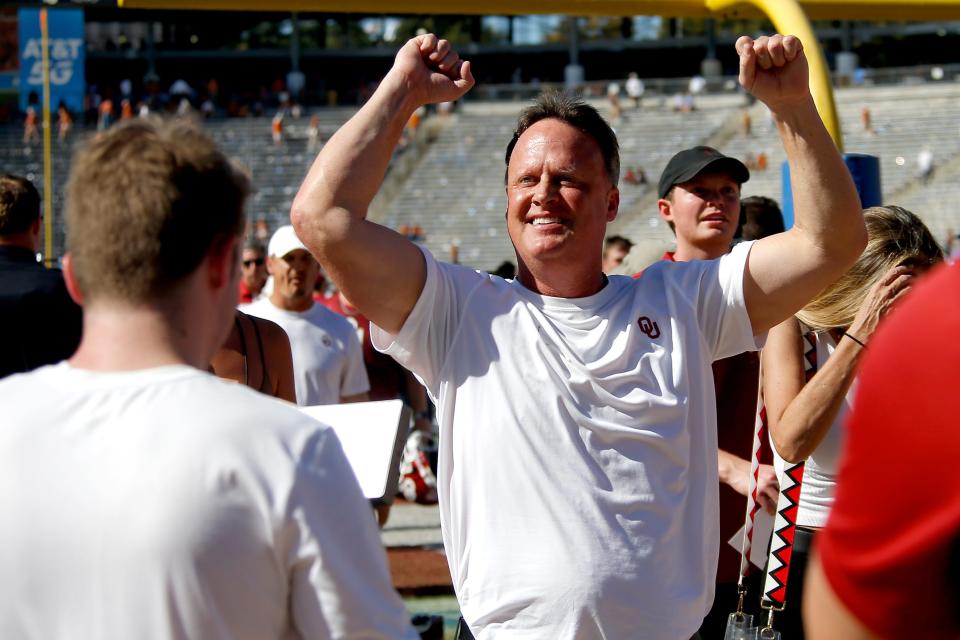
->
xmin=268 ymin=224 xmax=308 ymax=258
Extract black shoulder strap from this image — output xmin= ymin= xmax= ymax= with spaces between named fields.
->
xmin=234 ymin=312 xmax=248 ymax=386
xmin=249 ymin=314 xmax=272 ymax=394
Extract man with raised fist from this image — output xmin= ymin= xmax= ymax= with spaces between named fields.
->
xmin=292 ymin=33 xmax=866 ymax=639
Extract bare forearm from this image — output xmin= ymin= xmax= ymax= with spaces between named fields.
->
xmin=717 ymin=449 xmax=747 ymax=487
xmin=771 ymin=338 xmax=862 ymax=462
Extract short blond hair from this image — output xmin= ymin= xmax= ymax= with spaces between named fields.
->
xmin=796 ymin=206 xmax=944 ymax=331
xmin=65 ymin=119 xmax=249 ymax=303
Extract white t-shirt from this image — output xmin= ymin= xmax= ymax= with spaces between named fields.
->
xmin=242 ymin=299 xmax=369 ymax=406
xmin=771 ymin=331 xmax=855 ymax=528
xmin=0 ymin=363 xmax=416 ymax=640
xmin=372 ymin=243 xmax=759 ymax=639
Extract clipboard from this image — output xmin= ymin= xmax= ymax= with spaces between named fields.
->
xmin=300 ymin=399 xmax=410 ymax=503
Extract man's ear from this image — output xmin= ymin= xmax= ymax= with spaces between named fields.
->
xmin=62 ymin=253 xmax=84 ymax=306
xmin=606 ymin=187 xmax=620 ymax=223
xmin=208 ymin=234 xmax=239 ymax=291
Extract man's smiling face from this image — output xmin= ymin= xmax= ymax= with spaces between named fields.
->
xmin=505 ymin=118 xmax=619 ymax=278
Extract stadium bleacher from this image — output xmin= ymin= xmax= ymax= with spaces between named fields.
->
xmin=3 ymin=80 xmax=958 ymax=268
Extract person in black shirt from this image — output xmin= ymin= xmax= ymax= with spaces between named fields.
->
xmin=0 ymin=175 xmax=82 ymax=379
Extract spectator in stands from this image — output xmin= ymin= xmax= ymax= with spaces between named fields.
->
xmin=176 ymin=97 xmax=192 ymax=117
xmin=737 ymin=195 xmax=785 ymax=241
xmin=673 ymin=91 xmax=695 ymax=112
xmin=119 ymin=78 xmax=133 ymax=103
xmin=860 ymin=106 xmax=873 ymax=133
xmin=654 ymin=150 xmax=780 ymax=637
xmin=918 ymin=148 xmax=934 ymax=181
xmin=742 ymin=109 xmax=752 ymax=137
xmin=120 ymin=99 xmax=134 ymax=120
xmin=292 ymin=33 xmax=866 ymax=638
xmin=239 ymin=239 xmax=268 ymax=303
xmin=23 ymin=104 xmax=39 ymax=145
xmin=243 ymin=225 xmax=369 ymax=406
xmin=607 ymin=82 xmax=622 ymax=120
xmin=0 ymin=119 xmax=416 ymax=639
xmin=625 ymin=72 xmax=645 ymax=109
xmin=307 ymin=114 xmax=322 ymax=151
xmin=0 ymin=175 xmax=82 ymax=380
xmin=211 ymin=309 xmax=296 ymax=402
xmin=601 ymin=234 xmax=634 ymax=273
xmin=97 ymin=97 xmax=114 ymax=131
xmin=762 ymin=206 xmax=943 ymax=638
xmin=804 ymin=259 xmax=960 ymax=640
xmin=756 ymin=151 xmax=769 ymax=171
xmin=57 ymin=102 xmax=73 ymax=141
xmin=271 ymin=111 xmax=284 ymax=145
xmin=623 ymin=166 xmax=648 ymax=186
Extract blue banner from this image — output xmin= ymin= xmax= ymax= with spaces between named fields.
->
xmin=18 ymin=7 xmax=85 ymax=113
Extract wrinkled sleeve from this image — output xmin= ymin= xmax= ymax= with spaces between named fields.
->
xmin=370 ymin=247 xmax=480 ymax=398
xmin=692 ymin=240 xmax=762 ymax=361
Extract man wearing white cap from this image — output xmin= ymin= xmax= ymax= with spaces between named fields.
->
xmin=243 ymin=225 xmax=369 ymax=406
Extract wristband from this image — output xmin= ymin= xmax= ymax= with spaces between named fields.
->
xmin=842 ymin=332 xmax=867 ymax=349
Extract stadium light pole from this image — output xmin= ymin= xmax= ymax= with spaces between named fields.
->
xmin=40 ymin=8 xmax=55 ymax=267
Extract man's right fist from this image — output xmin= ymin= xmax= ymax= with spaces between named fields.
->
xmin=391 ymin=34 xmax=475 ymax=106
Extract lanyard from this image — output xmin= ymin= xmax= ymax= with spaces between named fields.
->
xmin=735 ymin=330 xmax=818 ymax=632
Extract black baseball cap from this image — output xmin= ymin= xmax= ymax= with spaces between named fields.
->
xmin=657 ymin=146 xmax=750 ymax=199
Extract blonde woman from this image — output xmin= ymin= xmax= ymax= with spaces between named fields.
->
xmin=761 ymin=205 xmax=944 ymax=638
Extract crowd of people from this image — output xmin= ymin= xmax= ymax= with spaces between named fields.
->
xmin=0 ymin=30 xmax=957 ymax=640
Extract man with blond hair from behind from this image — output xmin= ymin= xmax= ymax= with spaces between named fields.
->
xmin=292 ymin=33 xmax=866 ymax=639
xmin=0 ymin=119 xmax=416 ymax=640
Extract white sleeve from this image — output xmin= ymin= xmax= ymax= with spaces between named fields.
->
xmin=696 ymin=240 xmax=761 ymax=361
xmin=370 ymin=247 xmax=482 ymax=397
xmin=284 ymin=426 xmax=417 ymax=639
xmin=340 ymin=327 xmax=370 ymax=398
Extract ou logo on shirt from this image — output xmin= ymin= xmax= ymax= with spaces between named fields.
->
xmin=638 ymin=316 xmax=661 ymax=339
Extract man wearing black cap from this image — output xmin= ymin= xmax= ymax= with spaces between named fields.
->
xmin=293 ymin=33 xmax=867 ymax=639
xmin=655 ymin=147 xmax=781 ymax=636
xmin=657 ymin=146 xmax=750 ymax=261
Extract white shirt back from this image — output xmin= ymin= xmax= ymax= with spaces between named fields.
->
xmin=0 ymin=363 xmax=415 ymax=640
xmin=373 ymin=243 xmax=759 ymax=639
xmin=241 ymin=300 xmax=369 ymax=405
